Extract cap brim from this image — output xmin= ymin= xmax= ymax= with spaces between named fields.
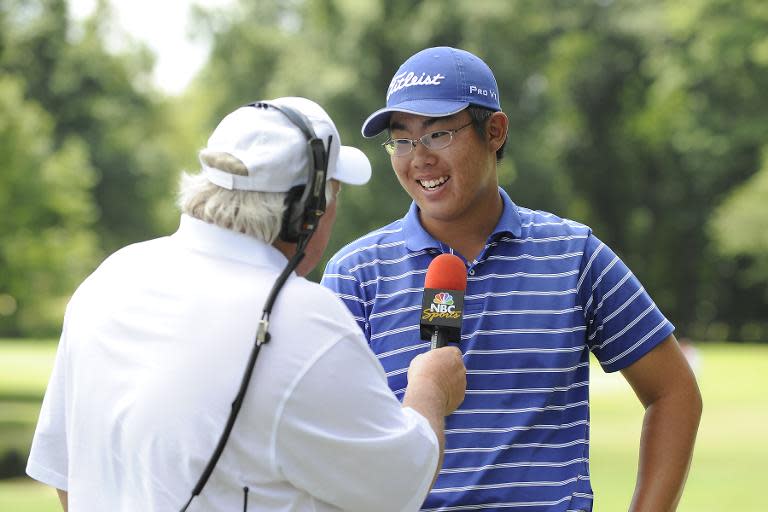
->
xmin=361 ymin=100 xmax=470 ymax=137
xmin=333 ymin=145 xmax=371 ymax=185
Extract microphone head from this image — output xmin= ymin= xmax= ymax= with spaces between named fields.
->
xmin=425 ymin=253 xmax=467 ymax=291
xmin=420 ymin=253 xmax=466 ymax=345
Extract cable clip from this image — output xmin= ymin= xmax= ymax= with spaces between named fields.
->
xmin=256 ymin=319 xmax=271 ymax=345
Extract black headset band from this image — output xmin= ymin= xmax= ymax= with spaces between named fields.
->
xmin=248 ymin=101 xmax=317 ymax=141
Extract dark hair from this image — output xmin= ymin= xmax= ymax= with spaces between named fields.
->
xmin=467 ymin=106 xmax=507 ymax=162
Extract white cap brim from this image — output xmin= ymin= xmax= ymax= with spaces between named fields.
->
xmin=333 ymin=145 xmax=371 ymax=185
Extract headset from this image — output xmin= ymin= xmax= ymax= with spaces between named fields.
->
xmin=180 ymin=101 xmax=332 ymax=511
xmin=250 ymin=101 xmax=331 ymax=244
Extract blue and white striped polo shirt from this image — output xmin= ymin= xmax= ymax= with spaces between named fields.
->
xmin=321 ymin=187 xmax=673 ymax=511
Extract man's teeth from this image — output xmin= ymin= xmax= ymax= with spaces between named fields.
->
xmin=419 ymin=176 xmax=449 ymax=189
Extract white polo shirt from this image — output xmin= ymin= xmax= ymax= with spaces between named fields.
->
xmin=27 ymin=215 xmax=438 ymax=511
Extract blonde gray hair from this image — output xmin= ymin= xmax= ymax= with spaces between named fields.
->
xmin=178 ymin=150 xmax=336 ymax=244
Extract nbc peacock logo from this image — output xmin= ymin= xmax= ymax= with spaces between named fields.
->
xmin=433 ymin=293 xmax=454 ymax=306
xmin=429 ymin=293 xmax=455 ymax=313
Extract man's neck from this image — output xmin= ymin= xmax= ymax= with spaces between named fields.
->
xmin=420 ymin=192 xmax=503 ymax=262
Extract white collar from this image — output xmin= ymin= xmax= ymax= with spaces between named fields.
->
xmin=171 ymin=214 xmax=290 ymax=270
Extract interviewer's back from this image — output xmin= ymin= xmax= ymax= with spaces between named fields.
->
xmin=45 ymin=216 xmax=435 ymax=511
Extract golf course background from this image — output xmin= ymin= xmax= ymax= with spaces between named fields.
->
xmin=0 ymin=340 xmax=764 ymax=511
xmin=3 ymin=1 xmax=767 ymax=509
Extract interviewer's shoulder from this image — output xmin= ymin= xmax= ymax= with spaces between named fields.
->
xmin=72 ymin=237 xmax=170 ymax=294
xmin=63 ymin=237 xmax=170 ymax=318
xmin=281 ymin=277 xmax=360 ymax=328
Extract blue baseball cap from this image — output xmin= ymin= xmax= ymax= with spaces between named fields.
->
xmin=361 ymin=46 xmax=501 ymax=138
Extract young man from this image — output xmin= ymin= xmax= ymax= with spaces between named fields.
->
xmin=27 ymin=97 xmax=466 ymax=511
xmin=322 ymin=47 xmax=702 ymax=511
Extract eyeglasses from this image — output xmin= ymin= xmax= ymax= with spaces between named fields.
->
xmin=382 ymin=121 xmax=474 ymax=157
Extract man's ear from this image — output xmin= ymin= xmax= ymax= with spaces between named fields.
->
xmin=487 ymin=111 xmax=509 ymax=153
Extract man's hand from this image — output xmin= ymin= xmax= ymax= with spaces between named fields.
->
xmin=407 ymin=346 xmax=466 ymax=415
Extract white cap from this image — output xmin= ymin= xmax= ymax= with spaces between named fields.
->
xmin=202 ymin=97 xmax=371 ymax=191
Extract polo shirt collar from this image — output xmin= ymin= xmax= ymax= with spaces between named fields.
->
xmin=403 ymin=187 xmax=522 ymax=252
xmin=172 ymin=214 xmax=290 ymax=270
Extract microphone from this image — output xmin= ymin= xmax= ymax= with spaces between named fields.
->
xmin=420 ymin=254 xmax=467 ymax=349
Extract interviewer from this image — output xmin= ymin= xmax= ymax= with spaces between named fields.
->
xmin=26 ymin=97 xmax=466 ymax=511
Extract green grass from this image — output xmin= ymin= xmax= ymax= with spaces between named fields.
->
xmin=589 ymin=343 xmax=768 ymax=511
xmin=0 ymin=340 xmax=57 ymax=400
xmin=0 ymin=478 xmax=59 ymax=511
xmin=1 ymin=340 xmax=766 ymax=511
xmin=0 ymin=340 xmax=58 ymax=472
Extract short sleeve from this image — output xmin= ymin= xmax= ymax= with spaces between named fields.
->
xmin=321 ymin=260 xmax=370 ymax=340
xmin=578 ymin=234 xmax=674 ymax=372
xmin=26 ymin=321 xmax=70 ymax=490
xmin=273 ymin=334 xmax=438 ymax=512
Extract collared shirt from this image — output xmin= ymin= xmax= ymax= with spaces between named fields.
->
xmin=322 ymin=188 xmax=673 ymax=511
xmin=27 ymin=214 xmax=438 ymax=512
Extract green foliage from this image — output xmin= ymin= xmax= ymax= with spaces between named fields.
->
xmin=710 ymin=151 xmax=768 ymax=298
xmin=711 ymin=151 xmax=768 ymax=263
xmin=526 ymin=0 xmax=768 ymax=335
xmin=1 ymin=0 xmax=179 ymax=227
xmin=0 ymin=76 xmax=100 ymax=336
xmin=0 ymin=0 xmax=178 ymax=335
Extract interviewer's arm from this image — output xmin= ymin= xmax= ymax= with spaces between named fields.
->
xmin=57 ymin=489 xmax=68 ymax=511
xmin=621 ymin=335 xmax=702 ymax=511
xmin=275 ymin=338 xmax=463 ymax=512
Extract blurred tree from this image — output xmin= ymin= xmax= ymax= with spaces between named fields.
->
xmin=0 ymin=76 xmax=100 ymax=336
xmin=544 ymin=0 xmax=768 ymax=337
xmin=711 ymin=154 xmax=768 ymax=278
xmin=0 ymin=0 xmax=177 ymax=253
xmin=0 ymin=0 xmax=178 ymax=335
xmin=709 ymin=153 xmax=768 ymax=340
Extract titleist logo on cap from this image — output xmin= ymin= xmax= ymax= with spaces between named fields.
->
xmin=387 ymin=71 xmax=447 ymax=100
xmin=360 ymin=47 xmax=501 ymax=138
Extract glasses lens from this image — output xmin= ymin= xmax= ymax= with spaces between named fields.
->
xmin=392 ymin=139 xmax=414 ymax=156
xmin=383 ymin=141 xmax=396 ymax=155
xmin=423 ymin=130 xmax=452 ymax=150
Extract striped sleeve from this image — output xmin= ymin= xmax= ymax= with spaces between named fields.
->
xmin=577 ymin=234 xmax=674 ymax=372
xmin=321 ymin=257 xmax=369 ymax=340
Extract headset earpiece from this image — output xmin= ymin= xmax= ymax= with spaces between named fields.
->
xmin=280 ymin=185 xmax=308 ymax=243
